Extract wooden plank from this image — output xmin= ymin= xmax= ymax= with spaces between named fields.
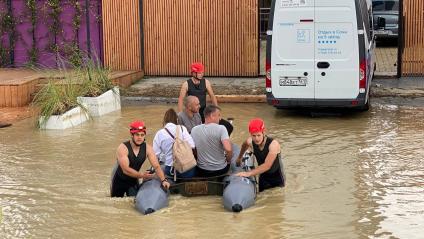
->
xmin=213 ymin=95 xmax=266 ymax=103
xmin=11 ymin=86 xmax=18 ymax=107
xmin=21 ymin=83 xmax=29 ymax=106
xmin=16 ymin=85 xmax=22 ymax=106
xmin=4 ymin=86 xmax=11 ymax=107
xmin=0 ymin=86 xmax=5 ymax=107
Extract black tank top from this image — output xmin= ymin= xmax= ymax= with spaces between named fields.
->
xmin=252 ymin=137 xmax=281 ymax=175
xmin=187 ymin=78 xmax=207 ymax=108
xmin=116 ymin=141 xmax=147 ymax=182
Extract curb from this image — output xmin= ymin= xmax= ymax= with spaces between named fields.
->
xmin=122 ymin=95 xmax=267 ymax=104
xmin=122 ymin=89 xmax=424 ymax=105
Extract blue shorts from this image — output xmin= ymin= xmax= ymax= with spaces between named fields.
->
xmin=165 ymin=165 xmax=196 ymax=179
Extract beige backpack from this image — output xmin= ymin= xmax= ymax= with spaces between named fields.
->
xmin=165 ymin=125 xmax=197 ymax=179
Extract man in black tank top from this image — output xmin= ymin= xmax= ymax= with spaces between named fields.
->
xmin=177 ymin=62 xmax=218 ymax=122
xmin=235 ymin=118 xmax=286 ymax=192
xmin=110 ymin=120 xmax=170 ymax=197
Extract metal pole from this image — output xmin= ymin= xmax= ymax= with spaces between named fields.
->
xmin=7 ymin=0 xmax=14 ymax=66
xmin=397 ymin=0 xmax=403 ymax=78
xmin=98 ymin=0 xmax=103 ymax=65
xmin=85 ymin=0 xmax=92 ymax=58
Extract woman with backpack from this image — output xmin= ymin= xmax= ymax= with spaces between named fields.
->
xmin=153 ymin=108 xmax=196 ymax=179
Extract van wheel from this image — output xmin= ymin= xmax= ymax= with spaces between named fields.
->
xmin=358 ymin=99 xmax=370 ymax=112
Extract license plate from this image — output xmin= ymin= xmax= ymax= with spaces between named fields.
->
xmin=279 ymin=78 xmax=307 ymax=86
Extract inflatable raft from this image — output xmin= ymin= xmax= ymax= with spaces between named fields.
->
xmin=135 ymin=144 xmax=258 ymax=214
xmin=135 ymin=178 xmax=169 ymax=215
xmin=223 ymin=151 xmax=257 ymax=212
xmin=112 ymin=143 xmax=259 ymax=214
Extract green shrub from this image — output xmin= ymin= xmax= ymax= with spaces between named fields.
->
xmin=33 ymin=73 xmax=85 ymax=128
xmin=32 ymin=56 xmax=114 ymax=128
xmin=80 ymin=58 xmax=114 ymax=97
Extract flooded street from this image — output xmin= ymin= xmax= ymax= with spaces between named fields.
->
xmin=1 ymin=101 xmax=423 ymax=238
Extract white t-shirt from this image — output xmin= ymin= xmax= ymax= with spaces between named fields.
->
xmin=153 ymin=123 xmax=195 ymax=166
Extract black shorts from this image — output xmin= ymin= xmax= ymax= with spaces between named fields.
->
xmin=110 ymin=175 xmax=139 ymax=197
xmin=259 ymin=170 xmax=285 ymax=192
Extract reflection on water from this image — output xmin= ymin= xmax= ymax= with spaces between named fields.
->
xmin=0 ymin=102 xmax=423 ymax=238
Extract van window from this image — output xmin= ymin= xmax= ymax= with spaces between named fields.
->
xmin=372 ymin=1 xmax=399 ymax=11
xmin=368 ymin=8 xmax=374 ymax=42
xmin=360 ymin=0 xmax=372 ymax=42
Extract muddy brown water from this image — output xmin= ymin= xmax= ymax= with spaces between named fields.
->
xmin=1 ymin=102 xmax=423 ymax=238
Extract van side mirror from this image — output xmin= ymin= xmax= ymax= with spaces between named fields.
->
xmin=377 ymin=17 xmax=386 ymax=29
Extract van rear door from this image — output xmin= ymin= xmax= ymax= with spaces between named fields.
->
xmin=271 ymin=0 xmax=315 ymax=99
xmin=314 ymin=0 xmax=359 ymax=99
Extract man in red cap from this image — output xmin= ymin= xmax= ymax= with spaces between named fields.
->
xmin=111 ymin=120 xmax=170 ymax=197
xmin=235 ymin=118 xmax=285 ymax=192
xmin=177 ymin=62 xmax=218 ymax=122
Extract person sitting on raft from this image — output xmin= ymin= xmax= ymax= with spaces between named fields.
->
xmin=153 ymin=108 xmax=196 ymax=178
xmin=178 ymin=96 xmax=202 ymax=134
xmin=235 ymin=118 xmax=285 ymax=192
xmin=179 ymin=95 xmax=234 ymax=137
xmin=111 ymin=120 xmax=170 ymax=197
xmin=191 ymin=105 xmax=233 ymax=177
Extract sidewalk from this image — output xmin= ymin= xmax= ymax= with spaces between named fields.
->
xmin=372 ymin=77 xmax=424 ymax=97
xmin=122 ymin=77 xmax=267 ymax=103
xmin=2 ymin=76 xmax=423 ymax=126
xmin=122 ymin=76 xmax=424 ymax=103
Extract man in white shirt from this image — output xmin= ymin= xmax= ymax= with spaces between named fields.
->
xmin=153 ymin=108 xmax=196 ymax=178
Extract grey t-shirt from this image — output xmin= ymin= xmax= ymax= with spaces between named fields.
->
xmin=178 ymin=111 xmax=202 ymax=133
xmin=191 ymin=123 xmax=229 ymax=171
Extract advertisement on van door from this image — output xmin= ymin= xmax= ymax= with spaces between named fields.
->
xmin=316 ymin=25 xmax=353 ymax=58
xmin=280 ymin=0 xmax=307 ymax=8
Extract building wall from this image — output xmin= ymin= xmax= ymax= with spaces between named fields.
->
xmin=142 ymin=0 xmax=259 ymax=76
xmin=402 ymin=0 xmax=424 ymax=76
xmin=102 ymin=0 xmax=142 ymax=71
xmin=0 ymin=0 xmax=102 ymax=68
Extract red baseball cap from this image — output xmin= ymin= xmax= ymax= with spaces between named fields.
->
xmin=248 ymin=118 xmax=265 ymax=134
xmin=191 ymin=62 xmax=204 ymax=73
xmin=129 ymin=121 xmax=146 ymax=134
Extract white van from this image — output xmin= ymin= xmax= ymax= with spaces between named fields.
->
xmin=266 ymin=0 xmax=375 ymax=110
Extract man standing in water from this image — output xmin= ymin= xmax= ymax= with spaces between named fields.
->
xmin=177 ymin=62 xmax=218 ymax=123
xmin=177 ymin=62 xmax=234 ymax=135
xmin=235 ymin=118 xmax=285 ymax=192
xmin=111 ymin=120 xmax=170 ymax=197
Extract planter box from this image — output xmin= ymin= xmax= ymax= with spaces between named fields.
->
xmin=77 ymin=87 xmax=121 ymax=117
xmin=39 ymin=106 xmax=89 ymax=130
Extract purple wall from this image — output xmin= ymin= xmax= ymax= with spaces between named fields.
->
xmin=0 ymin=0 xmax=102 ymax=68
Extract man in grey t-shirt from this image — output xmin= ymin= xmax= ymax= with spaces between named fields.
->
xmin=178 ymin=96 xmax=202 ymax=133
xmin=191 ymin=105 xmax=233 ymax=177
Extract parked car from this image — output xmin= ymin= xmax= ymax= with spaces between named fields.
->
xmin=372 ymin=0 xmax=399 ymax=40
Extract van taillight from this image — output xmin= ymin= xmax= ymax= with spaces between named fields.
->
xmin=359 ymin=60 xmax=367 ymax=93
xmin=266 ymin=61 xmax=271 ymax=92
